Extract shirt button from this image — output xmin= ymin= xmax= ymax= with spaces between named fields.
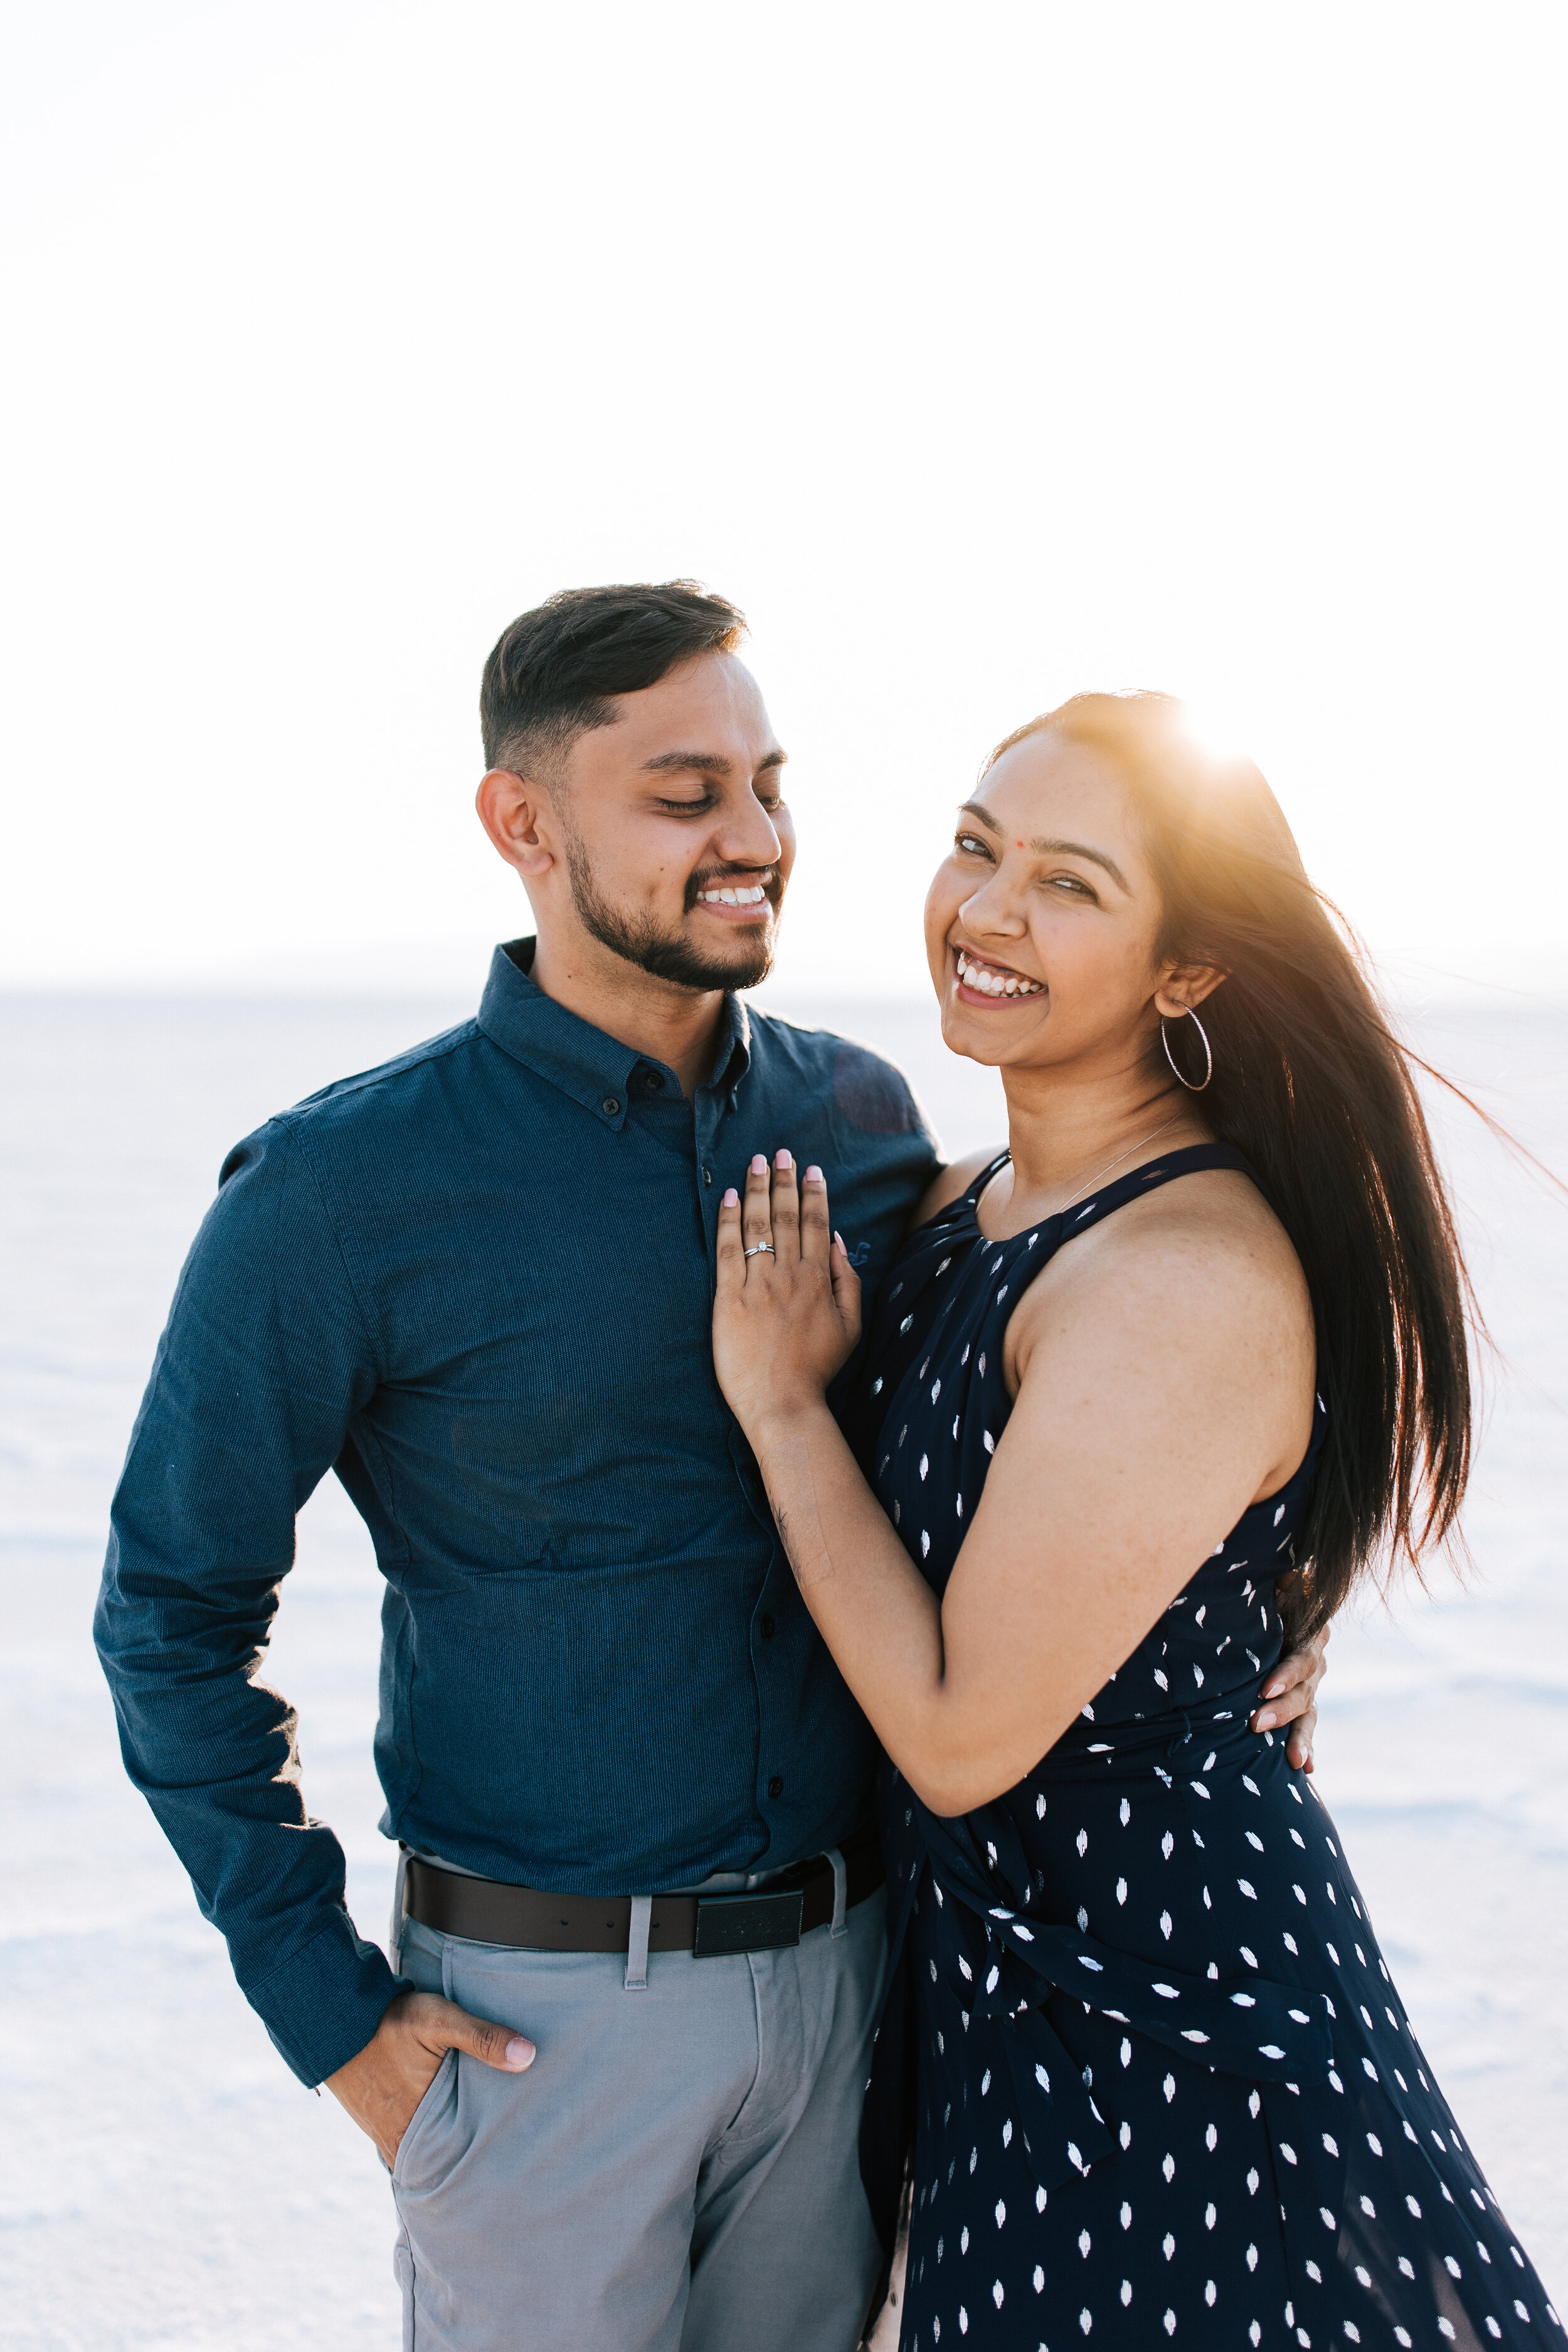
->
xmin=643 ymin=1069 xmax=664 ymax=1091
xmin=602 ymin=1097 xmax=620 ymax=1116
xmin=760 ymin=1614 xmax=776 ymax=1641
xmin=767 ymin=1775 xmax=783 ymax=1799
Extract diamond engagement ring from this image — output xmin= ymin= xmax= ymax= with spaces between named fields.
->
xmin=744 ymin=1243 xmax=776 ymax=1259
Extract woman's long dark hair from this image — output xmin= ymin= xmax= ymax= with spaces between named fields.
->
xmin=987 ymin=692 xmax=1473 ymax=1642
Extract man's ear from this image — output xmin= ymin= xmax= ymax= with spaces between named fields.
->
xmin=475 ymin=769 xmax=556 ymax=881
xmin=1153 ymin=960 xmax=1226 ymax=1019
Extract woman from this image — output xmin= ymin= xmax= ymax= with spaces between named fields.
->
xmin=710 ymin=694 xmax=1558 ymax=2350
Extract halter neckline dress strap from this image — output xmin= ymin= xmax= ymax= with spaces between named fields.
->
xmin=961 ymin=1137 xmax=1258 ymax=1246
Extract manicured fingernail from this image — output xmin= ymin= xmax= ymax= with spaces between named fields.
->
xmin=750 ymin=1155 xmax=768 ymax=1175
xmin=505 ymin=2037 xmax=535 ymax=2067
xmin=723 ymin=1187 xmax=738 ymax=1207
xmin=1263 ymin=1680 xmax=1284 ymax=1698
xmin=805 ymin=1165 xmax=824 ymax=1184
xmin=1255 ymin=1710 xmax=1276 ymax=1730
xmin=834 ymin=1229 xmax=846 ymax=1253
xmin=775 ymin=1149 xmax=792 ymax=1170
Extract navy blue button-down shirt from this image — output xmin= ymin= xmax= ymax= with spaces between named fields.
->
xmin=95 ymin=942 xmax=939 ymax=2084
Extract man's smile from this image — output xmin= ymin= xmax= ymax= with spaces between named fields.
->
xmin=695 ymin=877 xmax=775 ymax=922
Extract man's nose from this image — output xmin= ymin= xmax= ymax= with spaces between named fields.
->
xmin=712 ymin=797 xmax=783 ymax=871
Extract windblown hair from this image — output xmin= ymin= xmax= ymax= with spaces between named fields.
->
xmin=985 ymin=692 xmax=1473 ymax=1641
xmin=480 ymin=581 xmax=746 ymax=777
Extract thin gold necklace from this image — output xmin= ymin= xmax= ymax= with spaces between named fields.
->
xmin=981 ymin=1108 xmax=1190 ymax=1236
xmin=1056 ymin=1109 xmax=1187 ymax=1216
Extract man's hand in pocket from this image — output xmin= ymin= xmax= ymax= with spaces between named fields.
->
xmin=327 ymin=1989 xmax=536 ymax=2166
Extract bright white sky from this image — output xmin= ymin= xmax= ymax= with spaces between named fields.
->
xmin=3 ymin=1 xmax=1565 ymax=1000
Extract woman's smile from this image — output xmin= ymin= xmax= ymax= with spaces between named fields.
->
xmin=951 ymin=942 xmax=1047 ymax=1004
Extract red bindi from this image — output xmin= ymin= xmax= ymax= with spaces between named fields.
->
xmin=1015 ymin=839 xmax=1024 ymax=848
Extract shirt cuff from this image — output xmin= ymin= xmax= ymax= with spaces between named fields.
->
xmin=241 ymin=1906 xmax=408 ymax=2087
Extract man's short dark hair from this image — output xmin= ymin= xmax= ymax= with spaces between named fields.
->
xmin=480 ymin=581 xmax=747 ymax=777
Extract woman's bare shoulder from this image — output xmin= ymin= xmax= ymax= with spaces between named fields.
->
xmin=1030 ymin=1163 xmax=1312 ymax=1343
xmin=910 ymin=1146 xmax=1005 ymax=1232
xmin=995 ymin=1165 xmax=1316 ymax=1525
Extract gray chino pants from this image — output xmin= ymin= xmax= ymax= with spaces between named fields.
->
xmin=390 ymin=1885 xmax=887 ymax=2352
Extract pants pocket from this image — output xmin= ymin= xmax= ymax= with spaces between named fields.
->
xmin=392 ymin=2046 xmax=460 ymax=2193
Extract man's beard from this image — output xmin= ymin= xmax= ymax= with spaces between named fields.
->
xmin=559 ymin=818 xmax=779 ymax=993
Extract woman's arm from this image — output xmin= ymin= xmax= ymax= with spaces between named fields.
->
xmin=714 ymin=1153 xmax=1315 ymax=1816
xmin=896 ymin=1149 xmax=1330 ymax=1765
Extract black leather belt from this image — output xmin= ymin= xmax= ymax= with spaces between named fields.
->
xmin=403 ymin=1820 xmax=884 ymax=1957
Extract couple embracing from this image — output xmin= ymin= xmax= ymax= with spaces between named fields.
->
xmin=96 ymin=583 xmax=1556 ymax=2349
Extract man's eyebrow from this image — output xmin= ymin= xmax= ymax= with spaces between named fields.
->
xmin=641 ymin=748 xmax=788 ymax=777
xmin=956 ymin=802 xmax=1131 ymax=894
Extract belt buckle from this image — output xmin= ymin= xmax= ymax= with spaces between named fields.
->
xmin=692 ymin=1887 xmax=805 ymax=1957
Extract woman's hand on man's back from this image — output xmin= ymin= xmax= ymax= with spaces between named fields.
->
xmin=1253 ymin=1621 xmax=1330 ymax=1772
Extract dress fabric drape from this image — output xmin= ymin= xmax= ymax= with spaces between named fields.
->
xmin=855 ymin=1144 xmax=1559 ymax=2351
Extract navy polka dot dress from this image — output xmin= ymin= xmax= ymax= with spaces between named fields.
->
xmin=856 ymin=1145 xmax=1559 ymax=2352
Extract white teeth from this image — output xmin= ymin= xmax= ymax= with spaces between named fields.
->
xmin=955 ymin=947 xmax=1043 ymax=999
xmin=701 ymin=883 xmax=767 ymax=906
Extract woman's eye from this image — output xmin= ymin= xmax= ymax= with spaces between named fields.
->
xmin=955 ymin=832 xmax=991 ymax=857
xmin=1047 ymin=874 xmax=1096 ymax=899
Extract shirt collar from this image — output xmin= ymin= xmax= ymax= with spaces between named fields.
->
xmin=476 ymin=938 xmax=752 ymax=1128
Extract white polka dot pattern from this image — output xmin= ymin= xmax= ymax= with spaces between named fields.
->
xmin=858 ymin=1147 xmax=1559 ymax=2351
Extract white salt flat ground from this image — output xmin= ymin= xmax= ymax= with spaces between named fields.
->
xmin=1 ymin=987 xmax=1563 ymax=2350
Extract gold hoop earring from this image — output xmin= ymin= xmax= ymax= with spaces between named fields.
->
xmin=1161 ymin=1006 xmax=1213 ymax=1091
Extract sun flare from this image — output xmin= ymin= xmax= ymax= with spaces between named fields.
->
xmin=1172 ymin=699 xmax=1261 ymax=768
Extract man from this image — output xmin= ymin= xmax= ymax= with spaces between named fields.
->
xmin=95 ymin=583 xmax=1323 ymax=2351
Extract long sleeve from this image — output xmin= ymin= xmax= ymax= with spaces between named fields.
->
xmin=93 ymin=1115 xmax=402 ymax=2085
